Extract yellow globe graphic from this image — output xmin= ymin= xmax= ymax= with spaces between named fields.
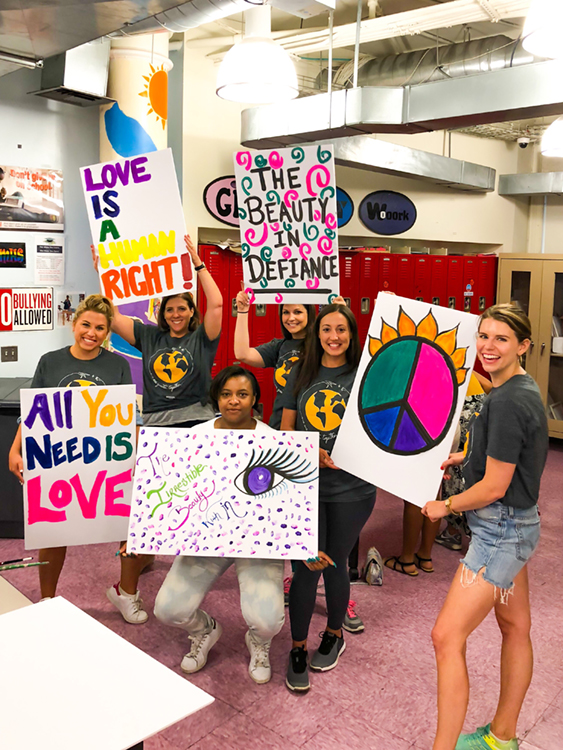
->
xmin=275 ymin=356 xmax=299 ymax=388
xmin=304 ymin=388 xmax=347 ymax=432
xmin=153 ymin=350 xmax=190 ymax=383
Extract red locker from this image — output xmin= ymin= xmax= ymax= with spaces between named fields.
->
xmin=338 ymin=251 xmax=359 ymax=316
xmin=413 ymin=256 xmax=432 ymax=302
xmin=357 ymin=252 xmax=380 ymax=345
xmin=379 ymin=254 xmax=397 ymax=293
xmin=227 ymin=251 xmax=245 ymax=363
xmin=198 ymin=244 xmax=230 ymax=373
xmin=446 ymin=256 xmax=465 ymax=311
xmin=396 ymin=255 xmax=414 ymax=299
xmin=463 ymin=257 xmax=478 ymax=314
xmin=430 ymin=256 xmax=448 ymax=307
xmin=476 ymin=256 xmax=498 ymax=313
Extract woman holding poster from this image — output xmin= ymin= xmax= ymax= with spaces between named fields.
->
xmin=8 ymin=294 xmax=152 ymax=624
xmin=234 ymin=290 xmax=316 ymax=429
xmin=154 ymin=365 xmax=285 ymax=685
xmin=422 ymin=304 xmax=548 ymax=750
xmin=280 ymin=304 xmax=376 ymax=692
xmin=93 ymin=234 xmax=223 ymax=427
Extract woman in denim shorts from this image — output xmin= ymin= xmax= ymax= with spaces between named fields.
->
xmin=423 ymin=304 xmax=548 ymax=750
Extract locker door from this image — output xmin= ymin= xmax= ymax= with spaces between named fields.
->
xmin=396 ymin=255 xmax=414 ymax=300
xmin=358 ymin=253 xmax=380 ymax=345
xmin=339 ymin=251 xmax=358 ymax=313
xmin=463 ymin=257 xmax=478 ymax=314
xmin=249 ymin=301 xmax=278 ymax=423
xmin=379 ymin=254 xmax=397 ymax=293
xmin=413 ymin=256 xmax=432 ymax=302
xmin=446 ymin=256 xmax=464 ymax=311
xmin=430 ymin=256 xmax=448 ymax=307
xmin=476 ymin=256 xmax=498 ymax=313
xmin=198 ymin=244 xmax=230 ymax=377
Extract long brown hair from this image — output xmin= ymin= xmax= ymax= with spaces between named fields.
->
xmin=293 ymin=304 xmax=361 ymax=394
xmin=157 ymin=293 xmax=200 ymax=333
xmin=279 ymin=304 xmax=317 ymax=340
xmin=479 ymin=303 xmax=532 ymax=343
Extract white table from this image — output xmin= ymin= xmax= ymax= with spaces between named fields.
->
xmin=0 ymin=597 xmax=214 ymax=750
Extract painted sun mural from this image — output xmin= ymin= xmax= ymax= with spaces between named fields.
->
xmin=139 ymin=64 xmax=168 ymax=129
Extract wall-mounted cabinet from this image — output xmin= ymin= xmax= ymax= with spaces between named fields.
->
xmin=497 ymin=253 xmax=563 ymax=439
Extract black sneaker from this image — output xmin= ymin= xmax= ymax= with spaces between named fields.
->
xmin=286 ymin=646 xmax=310 ymax=692
xmin=310 ymin=631 xmax=346 ymax=672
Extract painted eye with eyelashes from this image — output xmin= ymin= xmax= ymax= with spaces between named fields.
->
xmin=234 ymin=448 xmax=318 ymax=496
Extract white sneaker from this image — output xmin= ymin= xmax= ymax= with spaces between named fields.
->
xmin=245 ymin=630 xmax=272 ymax=684
xmin=181 ymin=619 xmax=222 ymax=674
xmin=106 ymin=583 xmax=148 ymax=624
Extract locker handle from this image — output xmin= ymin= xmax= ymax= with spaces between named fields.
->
xmin=541 ymin=342 xmax=546 ymax=355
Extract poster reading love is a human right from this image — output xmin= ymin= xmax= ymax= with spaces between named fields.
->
xmin=234 ymin=145 xmax=340 ymax=305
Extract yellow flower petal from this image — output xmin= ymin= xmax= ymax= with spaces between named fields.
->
xmin=381 ymin=320 xmax=399 ymax=344
xmin=416 ymin=311 xmax=438 ymax=341
xmin=369 ymin=337 xmax=383 ymax=356
xmin=451 ymin=347 xmax=467 ymax=370
xmin=398 ymin=308 xmax=416 ymax=336
xmin=456 ymin=368 xmax=468 ymax=385
xmin=434 ymin=326 xmax=458 ymax=355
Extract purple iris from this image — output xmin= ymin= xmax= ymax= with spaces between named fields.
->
xmin=246 ymin=466 xmax=272 ymax=495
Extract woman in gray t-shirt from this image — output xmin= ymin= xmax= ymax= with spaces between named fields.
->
xmin=422 ymin=304 xmax=548 ymax=750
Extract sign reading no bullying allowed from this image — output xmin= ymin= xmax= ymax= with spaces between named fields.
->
xmin=0 ymin=287 xmax=53 ymax=331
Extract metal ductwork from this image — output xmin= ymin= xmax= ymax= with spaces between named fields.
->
xmin=326 ymin=136 xmax=495 ymax=192
xmin=242 ymin=59 xmax=563 ymax=146
xmin=499 ymin=173 xmax=563 ymax=196
xmin=354 ymin=36 xmax=537 ymax=88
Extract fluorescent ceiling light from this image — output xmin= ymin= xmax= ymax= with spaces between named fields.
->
xmin=523 ymin=0 xmax=563 ymax=59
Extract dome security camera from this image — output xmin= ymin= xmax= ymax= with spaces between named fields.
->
xmin=518 ymin=137 xmax=531 ymax=149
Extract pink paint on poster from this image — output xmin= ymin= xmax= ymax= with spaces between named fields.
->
xmin=407 ymin=344 xmax=453 ymax=439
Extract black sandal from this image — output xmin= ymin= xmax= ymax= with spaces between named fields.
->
xmin=384 ymin=555 xmax=418 ymax=577
xmin=414 ymin=553 xmax=434 ymax=574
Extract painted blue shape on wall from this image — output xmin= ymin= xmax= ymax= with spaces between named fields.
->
xmin=104 ymin=102 xmax=157 ymax=158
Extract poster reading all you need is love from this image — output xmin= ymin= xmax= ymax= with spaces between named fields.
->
xmin=21 ymin=385 xmax=136 ymax=549
xmin=80 ymin=149 xmax=193 ymax=305
xmin=234 ymin=145 xmax=340 ymax=305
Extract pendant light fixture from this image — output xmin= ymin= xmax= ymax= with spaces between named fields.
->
xmin=523 ymin=0 xmax=563 ymax=59
xmin=216 ymin=5 xmax=298 ymax=104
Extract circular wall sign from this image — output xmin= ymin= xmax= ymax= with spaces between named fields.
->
xmin=203 ymin=176 xmax=239 ymax=227
xmin=358 ymin=190 xmax=416 ymax=235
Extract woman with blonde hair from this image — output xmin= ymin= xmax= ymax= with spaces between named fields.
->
xmin=8 ymin=294 xmax=152 ymax=623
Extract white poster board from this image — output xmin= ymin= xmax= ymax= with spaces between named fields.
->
xmin=21 ymin=385 xmax=136 ymax=549
xmin=35 ymin=235 xmax=65 ymax=286
xmin=234 ymin=144 xmax=339 ymax=305
xmin=80 ymin=149 xmax=191 ymax=305
xmin=0 ymin=287 xmax=53 ymax=331
xmin=332 ymin=295 xmax=478 ymax=507
xmin=128 ymin=427 xmax=319 ymax=560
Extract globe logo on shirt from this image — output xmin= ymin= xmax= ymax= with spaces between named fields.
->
xmin=359 ymin=307 xmax=467 ymax=455
xmin=299 ymin=381 xmax=350 ymax=438
xmin=275 ymin=355 xmax=300 ymax=389
xmin=58 ymin=373 xmax=106 ymax=387
xmin=149 ymin=347 xmax=194 ymax=390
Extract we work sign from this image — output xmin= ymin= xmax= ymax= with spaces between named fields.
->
xmin=80 ymin=149 xmax=191 ymax=305
xmin=234 ymin=145 xmax=340 ymax=305
xmin=21 ymin=385 xmax=136 ymax=549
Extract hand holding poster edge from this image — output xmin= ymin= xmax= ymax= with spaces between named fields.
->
xmin=331 ymin=295 xmax=479 ymax=508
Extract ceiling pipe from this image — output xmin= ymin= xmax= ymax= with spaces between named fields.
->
xmin=0 ymin=51 xmax=43 ymax=69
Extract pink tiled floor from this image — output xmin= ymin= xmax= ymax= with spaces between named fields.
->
xmin=2 ymin=443 xmax=563 ymax=750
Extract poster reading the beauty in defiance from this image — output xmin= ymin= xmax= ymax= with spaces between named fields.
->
xmin=80 ymin=149 xmax=191 ymax=305
xmin=332 ymin=295 xmax=478 ymax=507
xmin=128 ymin=427 xmax=319 ymax=560
xmin=0 ymin=165 xmax=64 ymax=231
xmin=234 ymin=145 xmax=339 ymax=305
xmin=21 ymin=385 xmax=136 ymax=549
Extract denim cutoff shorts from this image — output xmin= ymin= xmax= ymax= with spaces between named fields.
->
xmin=462 ymin=501 xmax=540 ymax=594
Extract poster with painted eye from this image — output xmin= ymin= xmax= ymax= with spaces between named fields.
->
xmin=127 ymin=427 xmax=319 ymax=559
xmin=234 ymin=145 xmax=339 ymax=305
xmin=21 ymin=385 xmax=136 ymax=549
xmin=331 ymin=295 xmax=478 ymax=507
xmin=80 ymin=148 xmax=191 ymax=305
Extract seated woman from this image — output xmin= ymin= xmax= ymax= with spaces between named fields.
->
xmin=154 ymin=365 xmax=285 ymax=684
